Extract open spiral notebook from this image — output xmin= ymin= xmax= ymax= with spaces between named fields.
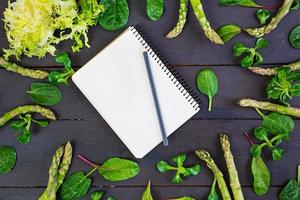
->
xmin=72 ymin=26 xmax=200 ymax=158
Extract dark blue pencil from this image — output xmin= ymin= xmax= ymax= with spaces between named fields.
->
xmin=143 ymin=51 xmax=169 ymax=146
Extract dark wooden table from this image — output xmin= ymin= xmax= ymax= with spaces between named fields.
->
xmin=1 ymin=0 xmax=300 ymax=199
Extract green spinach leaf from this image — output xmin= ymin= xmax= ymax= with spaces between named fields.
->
xmin=217 ymin=24 xmax=241 ymax=43
xmin=256 ymin=9 xmax=270 ymax=25
xmin=156 ymin=154 xmax=200 ymax=184
xmin=147 ymin=0 xmax=164 ymax=21
xmin=251 ymin=156 xmax=270 ymax=196
xmin=142 ymin=181 xmax=153 ymax=200
xmin=196 ymin=69 xmax=218 ymax=111
xmin=289 ymin=25 xmax=300 ymax=48
xmin=59 ymin=171 xmax=92 ymax=200
xmin=0 ymin=146 xmax=17 ymax=175
xmin=27 ymin=82 xmax=62 ymax=106
xmin=279 ymin=179 xmax=299 ymax=200
xmin=98 ymin=0 xmax=129 ymax=31
xmin=91 ymin=191 xmax=104 ymax=200
xmin=218 ymin=0 xmax=262 ymax=8
xmin=208 ymin=178 xmax=220 ymax=200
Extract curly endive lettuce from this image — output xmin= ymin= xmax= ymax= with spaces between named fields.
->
xmin=3 ymin=0 xmax=104 ymax=59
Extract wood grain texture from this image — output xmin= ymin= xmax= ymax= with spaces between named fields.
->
xmin=0 ymin=0 xmax=299 ymax=67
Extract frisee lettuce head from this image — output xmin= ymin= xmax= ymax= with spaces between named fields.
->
xmin=3 ymin=0 xmax=104 ymax=59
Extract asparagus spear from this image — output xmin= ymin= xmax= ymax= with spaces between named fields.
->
xmin=190 ymin=0 xmax=224 ymax=45
xmin=0 ymin=56 xmax=48 ymax=79
xmin=0 ymin=105 xmax=56 ymax=127
xmin=195 ymin=149 xmax=232 ymax=200
xmin=248 ymin=60 xmax=300 ymax=76
xmin=166 ymin=0 xmax=188 ymax=38
xmin=39 ymin=142 xmax=73 ymax=200
xmin=220 ymin=134 xmax=244 ymax=200
xmin=238 ymin=98 xmax=300 ymax=118
xmin=244 ymin=0 xmax=293 ymax=37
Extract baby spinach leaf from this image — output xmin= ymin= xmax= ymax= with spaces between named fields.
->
xmin=271 ymin=147 xmax=284 ymax=161
xmin=254 ymin=126 xmax=268 ymax=141
xmin=256 ymin=9 xmax=271 ymax=25
xmin=59 ymin=171 xmax=92 ymax=200
xmin=255 ymin=38 xmax=269 ymax=49
xmin=98 ymin=157 xmax=140 ymax=182
xmin=196 ymin=69 xmax=218 ymax=111
xmin=289 ymin=25 xmax=300 ymax=48
xmin=218 ymin=0 xmax=262 ymax=8
xmin=217 ymin=24 xmax=241 ymax=43
xmin=98 ymin=0 xmax=129 ymax=31
xmin=259 ymin=112 xmax=295 ymax=135
xmin=27 ymin=82 xmax=62 ymax=106
xmin=0 ymin=146 xmax=17 ymax=175
xmin=251 ymin=156 xmax=270 ymax=196
xmin=142 ymin=181 xmax=153 ymax=200
xmin=156 ymin=154 xmax=200 ymax=184
xmin=147 ymin=0 xmax=164 ymax=21
xmin=208 ymin=178 xmax=220 ymax=200
xmin=279 ymin=179 xmax=300 ymax=200
xmin=91 ymin=191 xmax=104 ymax=200
xmin=49 ymin=53 xmax=75 ymax=85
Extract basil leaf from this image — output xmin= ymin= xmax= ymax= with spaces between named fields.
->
xmin=59 ymin=171 xmax=92 ymax=200
xmin=261 ymin=112 xmax=295 ymax=135
xmin=217 ymin=24 xmax=241 ymax=43
xmin=218 ymin=0 xmax=262 ymax=8
xmin=251 ymin=156 xmax=270 ymax=196
xmin=196 ymin=69 xmax=218 ymax=111
xmin=279 ymin=179 xmax=300 ymax=200
xmin=98 ymin=157 xmax=140 ymax=182
xmin=256 ymin=9 xmax=271 ymax=25
xmin=0 ymin=146 xmax=17 ymax=175
xmin=91 ymin=191 xmax=104 ymax=200
xmin=289 ymin=25 xmax=300 ymax=48
xmin=142 ymin=181 xmax=153 ymax=200
xmin=98 ymin=0 xmax=129 ymax=31
xmin=27 ymin=82 xmax=62 ymax=106
xmin=147 ymin=0 xmax=164 ymax=21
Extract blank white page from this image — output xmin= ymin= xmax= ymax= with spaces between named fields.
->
xmin=72 ymin=26 xmax=200 ymax=158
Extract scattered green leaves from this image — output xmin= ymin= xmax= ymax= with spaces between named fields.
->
xmin=217 ymin=24 xmax=241 ymax=43
xmin=208 ymin=178 xmax=220 ymax=200
xmin=27 ymin=82 xmax=62 ymax=106
xmin=233 ymin=38 xmax=268 ymax=68
xmin=0 ymin=146 xmax=16 ymax=175
xmin=289 ymin=25 xmax=300 ymax=48
xmin=251 ymin=156 xmax=270 ymax=196
xmin=256 ymin=9 xmax=271 ymax=25
xmin=142 ymin=181 xmax=153 ymax=200
xmin=48 ymin=53 xmax=75 ymax=85
xmin=279 ymin=165 xmax=300 ymax=200
xmin=78 ymin=155 xmax=140 ymax=182
xmin=196 ymin=69 xmax=218 ymax=111
xmin=156 ymin=154 xmax=200 ymax=184
xmin=218 ymin=0 xmax=262 ymax=8
xmin=10 ymin=114 xmax=48 ymax=144
xmin=98 ymin=0 xmax=129 ymax=31
xmin=91 ymin=191 xmax=105 ymax=200
xmin=147 ymin=0 xmax=164 ymax=21
xmin=60 ymin=171 xmax=92 ymax=200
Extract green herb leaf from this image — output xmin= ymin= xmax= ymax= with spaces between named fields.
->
xmin=10 ymin=120 xmax=26 ymax=130
xmin=142 ymin=181 xmax=153 ymax=200
xmin=271 ymin=147 xmax=284 ymax=161
xmin=98 ymin=0 xmax=129 ymax=31
xmin=251 ymin=156 xmax=270 ymax=196
xmin=254 ymin=127 xmax=268 ymax=141
xmin=218 ymin=0 xmax=262 ymax=8
xmin=250 ymin=145 xmax=262 ymax=157
xmin=241 ymin=54 xmax=254 ymax=67
xmin=208 ymin=178 xmax=220 ymax=200
xmin=147 ymin=0 xmax=164 ymax=21
xmin=156 ymin=160 xmax=174 ymax=172
xmin=279 ymin=179 xmax=300 ymax=200
xmin=59 ymin=171 xmax=92 ymax=200
xmin=256 ymin=9 xmax=271 ymax=25
xmin=0 ymin=146 xmax=17 ymax=175
xmin=27 ymin=82 xmax=62 ymax=106
xmin=91 ymin=191 xmax=104 ymax=200
xmin=172 ymin=154 xmax=186 ymax=166
xmin=17 ymin=128 xmax=31 ymax=144
xmin=289 ymin=25 xmax=300 ymax=48
xmin=259 ymin=112 xmax=295 ymax=135
xmin=291 ymin=0 xmax=300 ymax=11
xmin=255 ymin=38 xmax=269 ymax=49
xmin=233 ymin=42 xmax=248 ymax=56
xmin=196 ymin=69 xmax=218 ymax=111
xmin=217 ymin=24 xmax=241 ymax=43
xmin=98 ymin=157 xmax=140 ymax=182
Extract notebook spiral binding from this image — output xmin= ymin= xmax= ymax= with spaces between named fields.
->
xmin=129 ymin=26 xmax=201 ymax=111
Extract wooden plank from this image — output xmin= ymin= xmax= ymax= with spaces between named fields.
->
xmin=0 ymin=0 xmax=298 ymax=67
xmin=2 ymin=65 xmax=298 ymax=120
xmin=0 ymin=120 xmax=299 ymax=187
xmin=0 ymin=186 xmax=282 ymax=200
